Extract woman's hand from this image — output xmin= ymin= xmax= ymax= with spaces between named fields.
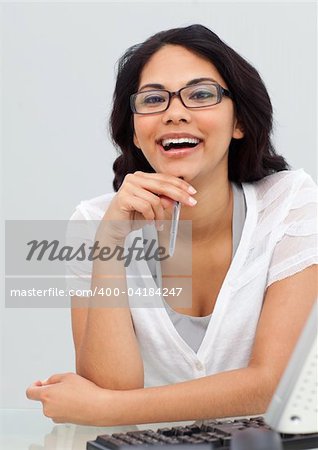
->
xmin=100 ymin=171 xmax=197 ymax=241
xmin=26 ymin=372 xmax=114 ymax=426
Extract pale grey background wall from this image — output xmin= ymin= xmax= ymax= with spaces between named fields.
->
xmin=1 ymin=1 xmax=317 ymax=408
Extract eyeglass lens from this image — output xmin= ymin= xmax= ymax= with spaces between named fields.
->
xmin=134 ymin=84 xmax=219 ymax=113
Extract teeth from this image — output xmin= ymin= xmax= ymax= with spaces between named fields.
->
xmin=161 ymin=137 xmax=200 ymax=147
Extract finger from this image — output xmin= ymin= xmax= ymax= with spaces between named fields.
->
xmin=135 ymin=171 xmax=196 ymax=194
xmin=26 ymin=384 xmax=44 ymax=401
xmin=27 ymin=380 xmax=43 ymax=391
xmin=125 ymin=196 xmax=156 ymax=222
xmin=41 ymin=373 xmax=67 ymax=385
xmin=125 ymin=184 xmax=165 ymax=226
xmin=131 ymin=172 xmax=197 ymax=206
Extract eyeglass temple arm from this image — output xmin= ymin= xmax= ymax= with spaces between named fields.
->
xmin=222 ymin=87 xmax=233 ymax=99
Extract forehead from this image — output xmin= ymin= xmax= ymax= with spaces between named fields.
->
xmin=138 ymin=44 xmax=226 ymax=89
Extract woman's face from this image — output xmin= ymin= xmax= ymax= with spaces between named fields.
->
xmin=133 ymin=45 xmax=243 ymax=183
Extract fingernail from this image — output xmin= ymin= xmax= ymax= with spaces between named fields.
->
xmin=188 ymin=197 xmax=197 ymax=206
xmin=188 ymin=186 xmax=197 ymax=194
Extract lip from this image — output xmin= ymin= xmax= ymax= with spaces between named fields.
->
xmin=157 ymin=141 xmax=202 ymax=158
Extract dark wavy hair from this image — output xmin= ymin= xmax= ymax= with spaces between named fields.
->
xmin=110 ymin=24 xmax=290 ymax=191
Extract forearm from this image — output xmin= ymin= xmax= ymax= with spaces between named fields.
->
xmin=103 ymin=367 xmax=273 ymax=426
xmin=77 ymin=239 xmax=144 ymax=390
xmin=78 ymin=308 xmax=144 ymax=390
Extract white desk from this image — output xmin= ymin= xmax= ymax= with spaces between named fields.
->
xmin=0 ymin=409 xmax=194 ymax=450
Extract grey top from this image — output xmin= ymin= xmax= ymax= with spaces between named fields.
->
xmin=144 ymin=182 xmax=247 ymax=353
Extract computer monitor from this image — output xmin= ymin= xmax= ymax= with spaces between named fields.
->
xmin=265 ymin=300 xmax=318 ymax=434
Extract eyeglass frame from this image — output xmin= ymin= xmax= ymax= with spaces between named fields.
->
xmin=130 ymin=82 xmax=233 ymax=115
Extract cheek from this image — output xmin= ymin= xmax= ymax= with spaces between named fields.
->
xmin=200 ymin=110 xmax=236 ymax=139
xmin=133 ymin=116 xmax=157 ymax=145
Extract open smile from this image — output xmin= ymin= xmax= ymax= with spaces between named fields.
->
xmin=156 ymin=134 xmax=203 ymax=158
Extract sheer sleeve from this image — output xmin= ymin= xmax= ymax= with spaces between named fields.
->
xmin=266 ymin=174 xmax=318 ymax=288
xmin=64 ymin=207 xmax=97 ymax=294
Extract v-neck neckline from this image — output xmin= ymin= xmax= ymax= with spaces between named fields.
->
xmin=134 ymin=182 xmax=257 ymax=361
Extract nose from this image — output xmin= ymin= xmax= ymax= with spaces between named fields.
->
xmin=161 ymin=95 xmax=192 ymax=124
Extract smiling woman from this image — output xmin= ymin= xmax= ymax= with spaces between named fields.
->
xmin=26 ymin=24 xmax=318 ymax=427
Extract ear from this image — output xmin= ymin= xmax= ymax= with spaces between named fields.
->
xmin=232 ymin=118 xmax=244 ymax=139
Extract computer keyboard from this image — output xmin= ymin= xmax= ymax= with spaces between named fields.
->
xmin=87 ymin=416 xmax=318 ymax=450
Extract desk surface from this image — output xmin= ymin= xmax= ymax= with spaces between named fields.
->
xmin=0 ymin=409 xmax=195 ymax=450
xmin=2 ymin=409 xmax=317 ymax=450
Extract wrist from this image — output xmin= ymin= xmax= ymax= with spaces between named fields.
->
xmin=94 ymin=232 xmax=126 ymax=248
xmin=96 ymin=220 xmax=129 ymax=246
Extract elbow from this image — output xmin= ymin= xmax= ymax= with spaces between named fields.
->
xmin=252 ymin=388 xmax=273 ymax=415
xmin=75 ymin=354 xmax=85 ymax=377
xmin=260 ymin=373 xmax=281 ymax=412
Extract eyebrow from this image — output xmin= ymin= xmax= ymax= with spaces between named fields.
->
xmin=138 ymin=77 xmax=218 ymax=91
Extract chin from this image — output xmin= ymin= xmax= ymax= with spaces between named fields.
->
xmin=158 ymin=165 xmax=197 ymax=178
xmin=152 ymin=160 xmax=201 ymax=181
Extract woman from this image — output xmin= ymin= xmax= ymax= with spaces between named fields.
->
xmin=26 ymin=24 xmax=317 ymax=426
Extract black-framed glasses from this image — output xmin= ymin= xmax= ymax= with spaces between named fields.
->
xmin=130 ymin=83 xmax=232 ymax=115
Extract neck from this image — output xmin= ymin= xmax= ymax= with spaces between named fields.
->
xmin=178 ymin=175 xmax=233 ymax=244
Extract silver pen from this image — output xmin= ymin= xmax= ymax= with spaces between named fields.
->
xmin=169 ymin=176 xmax=183 ymax=257
xmin=169 ymin=201 xmax=181 ymax=257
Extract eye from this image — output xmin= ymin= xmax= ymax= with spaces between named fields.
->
xmin=188 ymin=88 xmax=215 ymax=101
xmin=142 ymin=94 xmax=166 ymax=105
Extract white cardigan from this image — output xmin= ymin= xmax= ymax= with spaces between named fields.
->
xmin=66 ymin=169 xmax=317 ymax=387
